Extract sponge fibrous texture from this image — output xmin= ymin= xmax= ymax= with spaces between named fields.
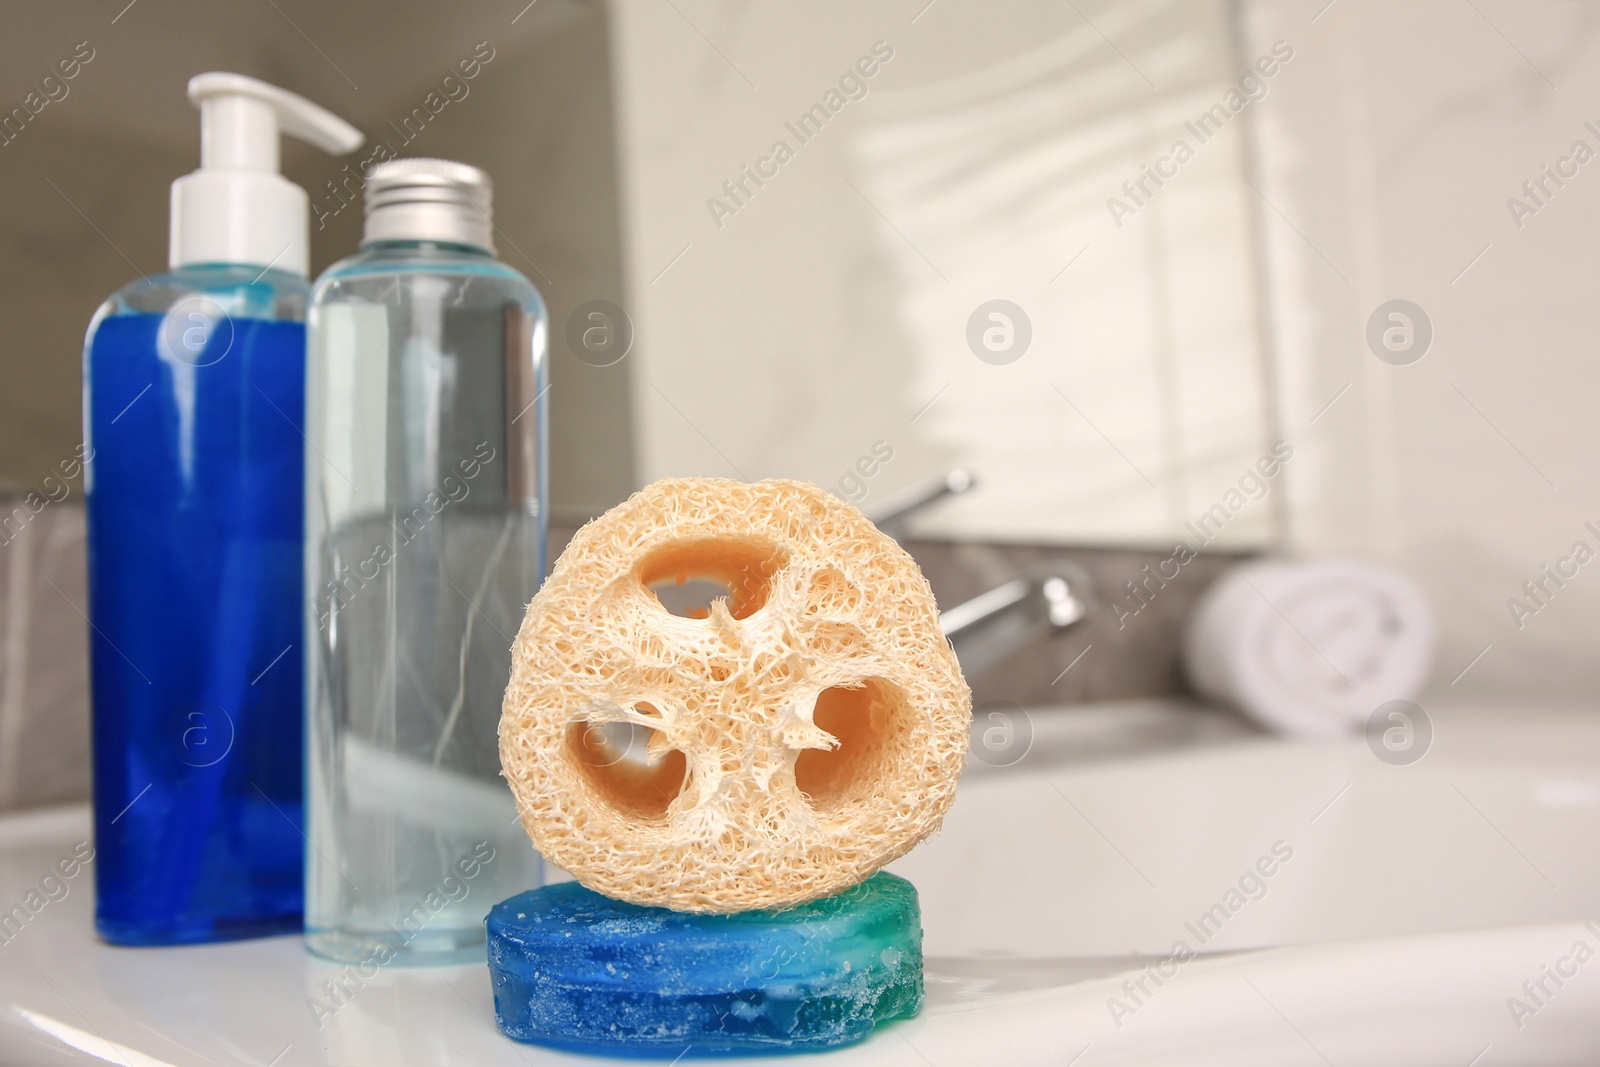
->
xmin=499 ymin=477 xmax=971 ymax=913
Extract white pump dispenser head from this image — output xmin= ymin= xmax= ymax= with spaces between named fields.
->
xmin=170 ymin=73 xmax=363 ymax=276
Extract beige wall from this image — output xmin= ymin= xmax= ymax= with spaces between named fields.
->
xmin=1245 ymin=0 xmax=1600 ymax=699
xmin=606 ymin=0 xmax=1277 ymax=547
xmin=0 ymin=0 xmax=633 ymax=521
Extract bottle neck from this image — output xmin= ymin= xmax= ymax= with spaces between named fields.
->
xmin=358 ymin=238 xmax=493 ymax=257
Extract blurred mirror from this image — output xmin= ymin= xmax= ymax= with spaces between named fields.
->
xmin=608 ymin=0 xmax=1280 ymax=547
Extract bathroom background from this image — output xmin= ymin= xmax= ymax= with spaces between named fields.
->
xmin=0 ymin=0 xmax=1596 ymax=808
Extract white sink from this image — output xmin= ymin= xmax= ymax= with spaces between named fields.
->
xmin=900 ymin=700 xmax=1600 ymax=956
xmin=3 ymin=699 xmax=1598 ymax=1065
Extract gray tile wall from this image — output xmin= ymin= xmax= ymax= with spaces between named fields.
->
xmin=0 ymin=496 xmax=91 ymax=812
xmin=0 ymin=504 xmax=1247 ymax=812
xmin=899 ymin=538 xmax=1250 ymax=708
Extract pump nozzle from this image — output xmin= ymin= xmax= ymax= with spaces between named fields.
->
xmin=171 ymin=72 xmax=363 ymax=275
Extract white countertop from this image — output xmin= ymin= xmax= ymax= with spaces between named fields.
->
xmin=7 ymin=701 xmax=1600 ymax=1065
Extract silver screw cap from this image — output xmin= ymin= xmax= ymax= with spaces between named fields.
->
xmin=363 ymin=157 xmax=494 ymax=253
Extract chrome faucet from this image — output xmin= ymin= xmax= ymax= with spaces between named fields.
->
xmin=866 ymin=468 xmax=976 ymax=540
xmin=938 ymin=567 xmax=1091 ymax=677
xmin=867 ymin=471 xmax=1092 ymax=676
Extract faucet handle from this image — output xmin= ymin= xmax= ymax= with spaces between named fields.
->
xmin=866 ymin=469 xmax=976 ymax=539
xmin=1040 ymin=572 xmax=1090 ymax=629
xmin=939 ymin=565 xmax=1092 ymax=678
xmin=940 ymin=565 xmax=1091 ymax=641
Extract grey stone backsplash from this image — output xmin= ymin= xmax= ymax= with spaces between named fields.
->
xmin=896 ymin=538 xmax=1250 ymax=708
xmin=0 ymin=502 xmax=1250 ymax=812
xmin=0 ymin=497 xmax=92 ymax=813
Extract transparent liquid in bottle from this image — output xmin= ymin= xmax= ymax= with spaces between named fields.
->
xmin=305 ymin=244 xmax=547 ymax=964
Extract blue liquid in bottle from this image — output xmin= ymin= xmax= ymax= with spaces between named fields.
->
xmin=85 ymin=267 xmax=307 ymax=944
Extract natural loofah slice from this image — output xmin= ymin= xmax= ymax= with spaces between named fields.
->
xmin=500 ymin=477 xmax=970 ymax=913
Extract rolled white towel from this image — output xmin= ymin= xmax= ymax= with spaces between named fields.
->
xmin=1182 ymin=559 xmax=1435 ymax=738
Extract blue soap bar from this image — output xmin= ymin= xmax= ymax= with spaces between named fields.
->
xmin=486 ymin=872 xmax=923 ymax=1056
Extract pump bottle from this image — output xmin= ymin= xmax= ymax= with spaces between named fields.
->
xmin=83 ymin=73 xmax=360 ymax=945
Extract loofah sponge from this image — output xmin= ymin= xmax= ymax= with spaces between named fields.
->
xmin=499 ymin=477 xmax=970 ymax=913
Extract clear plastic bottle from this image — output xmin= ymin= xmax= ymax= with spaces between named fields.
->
xmin=304 ymin=159 xmax=546 ymax=964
